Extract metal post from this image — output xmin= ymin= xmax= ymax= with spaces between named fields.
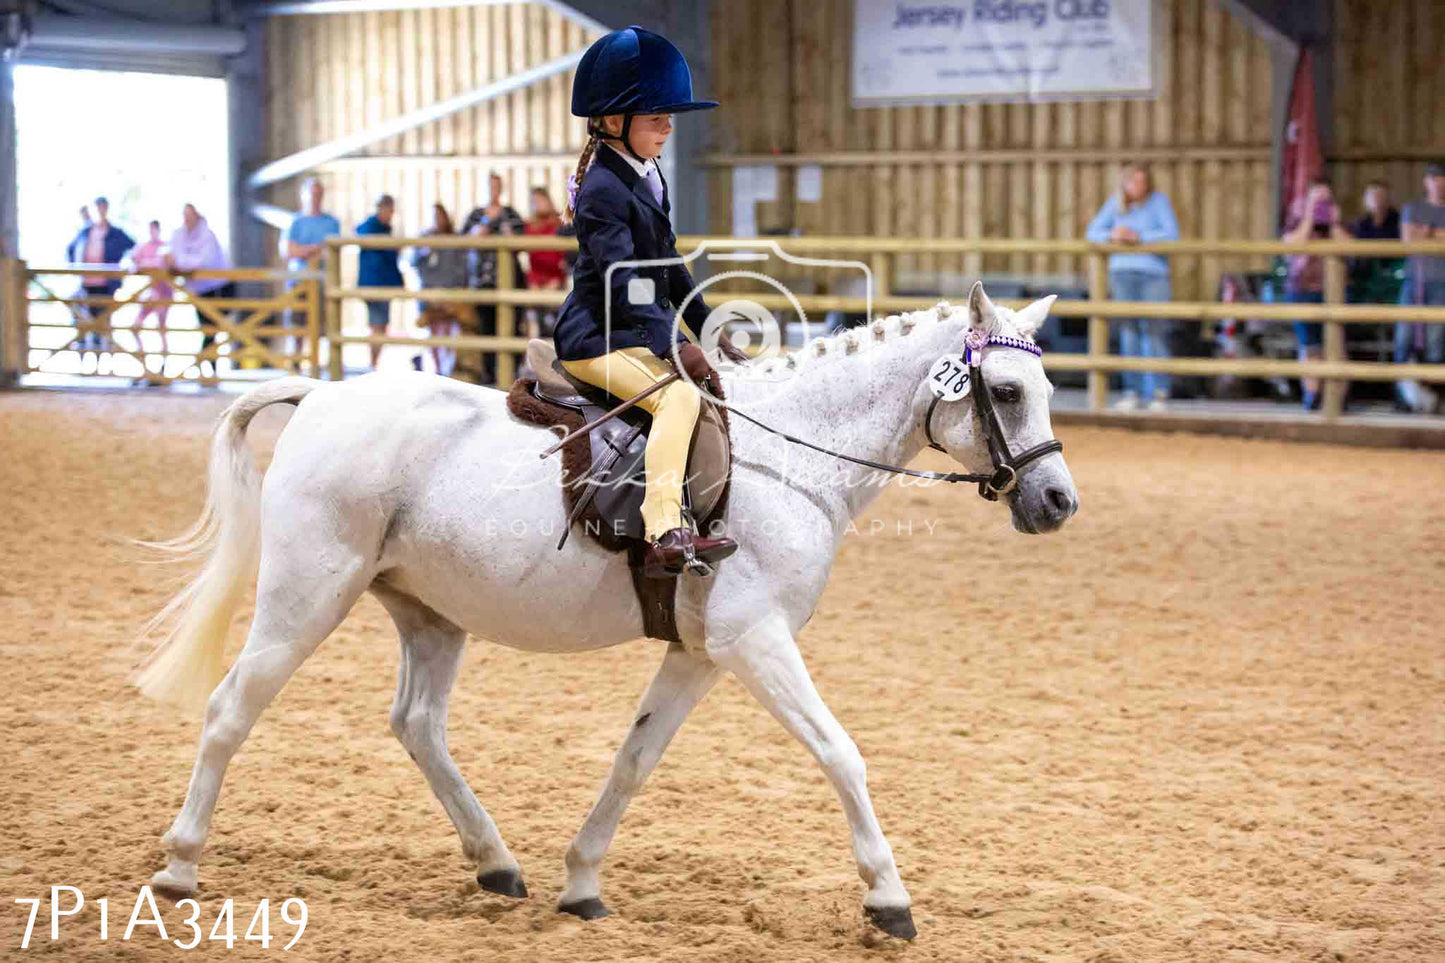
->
xmin=1322 ymin=254 xmax=1346 ymax=418
xmin=1087 ymin=250 xmax=1109 ymax=412
xmin=304 ymin=277 xmax=322 ymax=376
xmin=494 ymin=242 xmax=515 ymax=387
xmin=325 ymin=251 xmax=344 ymax=381
xmin=0 ymin=259 xmax=22 ymax=384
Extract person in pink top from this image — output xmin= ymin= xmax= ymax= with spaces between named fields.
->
xmin=132 ymin=221 xmax=173 ymax=324
xmin=167 ymin=203 xmax=231 ymax=377
xmin=129 ymin=220 xmax=173 ymax=379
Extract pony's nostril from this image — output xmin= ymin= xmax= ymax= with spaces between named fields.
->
xmin=1045 ymin=487 xmax=1075 ymax=516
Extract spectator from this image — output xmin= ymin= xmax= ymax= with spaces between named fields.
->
xmin=168 ymin=203 xmax=232 ymax=378
xmin=1348 ymin=180 xmax=1402 ymax=303
xmin=463 ymin=172 xmax=526 ymax=293
xmin=129 ymin=220 xmax=173 ymax=373
xmin=1085 ymin=162 xmax=1180 ymax=411
xmin=1282 ymin=177 xmax=1353 ymax=411
xmin=356 ymin=194 xmax=403 ymax=369
xmin=281 ymin=178 xmax=341 ymax=361
xmin=523 ymin=186 xmax=567 ymax=338
xmin=1393 ymin=161 xmax=1445 ymax=413
xmin=284 ymin=178 xmax=341 ymax=273
xmin=67 ymin=205 xmax=92 ymax=262
xmin=462 ymin=173 xmax=526 ymax=383
xmin=412 ymin=203 xmax=473 ymax=377
xmin=68 ymin=195 xmax=134 ymax=351
xmin=462 ymin=171 xmax=526 ymax=239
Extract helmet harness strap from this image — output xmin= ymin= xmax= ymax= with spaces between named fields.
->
xmin=588 ymin=115 xmax=649 ymax=165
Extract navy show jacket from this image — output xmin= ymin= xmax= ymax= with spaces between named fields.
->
xmin=552 ymin=145 xmax=710 ymax=361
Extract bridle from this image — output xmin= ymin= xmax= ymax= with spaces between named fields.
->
xmin=704 ymin=329 xmax=1064 ymax=503
xmin=921 ymin=331 xmax=1064 ymax=501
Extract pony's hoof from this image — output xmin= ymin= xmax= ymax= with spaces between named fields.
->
xmin=558 ymin=897 xmax=611 ymax=920
xmin=150 ymin=866 xmax=198 ymax=897
xmin=865 ymin=905 xmax=917 ymax=940
xmin=477 ymin=868 xmax=528 ymax=899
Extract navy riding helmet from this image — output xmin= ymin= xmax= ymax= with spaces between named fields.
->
xmin=571 ymin=26 xmax=717 ymax=160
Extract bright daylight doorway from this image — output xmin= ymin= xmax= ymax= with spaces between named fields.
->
xmin=14 ymin=65 xmax=229 ymax=381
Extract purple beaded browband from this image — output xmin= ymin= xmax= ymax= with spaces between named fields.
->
xmin=963 ymin=330 xmax=1044 ymax=366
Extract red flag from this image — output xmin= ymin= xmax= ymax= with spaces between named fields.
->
xmin=1279 ymin=49 xmax=1323 ymax=231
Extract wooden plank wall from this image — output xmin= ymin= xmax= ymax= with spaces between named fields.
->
xmin=706 ymin=0 xmax=1278 ymax=301
xmin=262 ymin=5 xmax=598 ymax=249
xmin=1329 ymin=0 xmax=1445 ymax=223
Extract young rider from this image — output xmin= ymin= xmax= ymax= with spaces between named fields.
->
xmin=553 ymin=26 xmax=746 ymax=578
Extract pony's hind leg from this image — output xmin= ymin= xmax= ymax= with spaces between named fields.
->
xmin=372 ymin=584 xmax=525 ymax=898
xmin=559 ymin=642 xmax=720 ymax=918
xmin=152 ymin=554 xmax=372 ymax=896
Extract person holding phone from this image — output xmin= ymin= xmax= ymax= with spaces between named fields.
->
xmin=1282 ymin=176 xmax=1353 ymax=411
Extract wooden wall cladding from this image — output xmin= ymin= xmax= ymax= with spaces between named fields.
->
xmin=704 ymin=0 xmax=1278 ymax=300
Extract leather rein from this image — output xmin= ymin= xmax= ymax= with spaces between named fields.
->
xmin=713 ymin=333 xmax=1063 ymax=502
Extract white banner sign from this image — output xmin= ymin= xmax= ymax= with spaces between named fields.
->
xmin=852 ymin=0 xmax=1156 ymax=105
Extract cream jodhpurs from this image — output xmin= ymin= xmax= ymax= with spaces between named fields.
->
xmin=560 ymin=346 xmax=700 ymax=540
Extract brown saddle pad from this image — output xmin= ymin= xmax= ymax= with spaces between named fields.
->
xmin=506 ymin=339 xmax=733 ymax=553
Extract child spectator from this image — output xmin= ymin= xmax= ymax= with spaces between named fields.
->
xmin=129 ymin=220 xmax=173 ymax=373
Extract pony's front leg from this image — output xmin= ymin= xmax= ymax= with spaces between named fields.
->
xmin=708 ymin=613 xmax=916 ymax=939
xmin=559 ymin=642 xmax=720 ymax=919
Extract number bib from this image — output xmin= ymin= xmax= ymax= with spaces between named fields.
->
xmin=927 ymin=354 xmax=971 ymax=401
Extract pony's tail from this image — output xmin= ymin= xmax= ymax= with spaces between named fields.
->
xmin=134 ymin=377 xmax=320 ymax=713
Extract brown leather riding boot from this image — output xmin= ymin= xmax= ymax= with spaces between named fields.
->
xmin=642 ymin=527 xmax=738 ymax=579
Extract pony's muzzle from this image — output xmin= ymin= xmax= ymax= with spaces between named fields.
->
xmin=1043 ymin=485 xmax=1078 ymax=524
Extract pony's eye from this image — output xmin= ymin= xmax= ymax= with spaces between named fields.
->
xmin=991 ymin=385 xmax=1021 ymax=404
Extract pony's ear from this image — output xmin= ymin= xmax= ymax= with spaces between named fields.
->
xmin=1013 ymin=295 xmax=1056 ymax=339
xmin=968 ymin=281 xmax=996 ymax=330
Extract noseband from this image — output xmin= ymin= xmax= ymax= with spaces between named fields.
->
xmin=922 ymin=332 xmax=1064 ymax=501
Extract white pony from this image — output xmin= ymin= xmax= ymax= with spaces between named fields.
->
xmin=139 ymin=282 xmax=1077 ymax=940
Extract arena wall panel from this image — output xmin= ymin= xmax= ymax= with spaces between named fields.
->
xmin=1328 ymin=0 xmax=1445 ymax=226
xmin=704 ymin=0 xmax=1280 ymax=301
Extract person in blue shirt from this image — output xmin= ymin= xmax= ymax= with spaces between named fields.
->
xmin=284 ymin=179 xmax=341 ymax=273
xmin=1086 ymin=164 xmax=1181 ymax=410
xmin=278 ymin=178 xmax=341 ymax=362
xmin=553 ymin=26 xmax=746 ymax=578
xmin=357 ymin=194 xmax=404 ymax=369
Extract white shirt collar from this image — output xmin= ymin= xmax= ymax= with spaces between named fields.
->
xmin=603 ymin=142 xmax=657 ymax=179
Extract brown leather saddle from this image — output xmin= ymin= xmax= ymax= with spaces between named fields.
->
xmin=505 ymin=340 xmax=734 ymax=641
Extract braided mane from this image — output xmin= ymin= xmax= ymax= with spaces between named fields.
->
xmin=737 ymin=300 xmax=1026 ymax=382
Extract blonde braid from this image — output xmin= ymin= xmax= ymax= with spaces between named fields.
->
xmin=565 ymin=134 xmax=599 ymax=223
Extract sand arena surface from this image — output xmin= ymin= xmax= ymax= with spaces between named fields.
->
xmin=1 ymin=388 xmax=1442 ymax=962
